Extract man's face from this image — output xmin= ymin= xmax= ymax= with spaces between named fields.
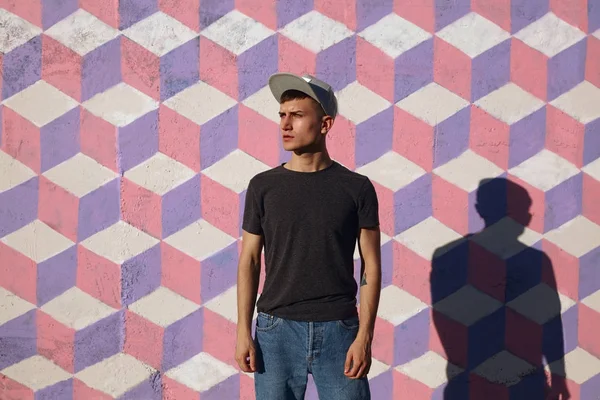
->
xmin=278 ymin=97 xmax=328 ymax=152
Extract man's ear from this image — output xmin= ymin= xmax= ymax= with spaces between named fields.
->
xmin=321 ymin=116 xmax=334 ymax=134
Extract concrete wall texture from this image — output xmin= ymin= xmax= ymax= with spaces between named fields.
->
xmin=0 ymin=0 xmax=599 ymax=399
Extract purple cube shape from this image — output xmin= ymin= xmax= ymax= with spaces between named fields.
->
xmin=201 ymin=242 xmax=239 ymax=304
xmin=471 ymin=39 xmax=510 ymax=102
xmin=81 ymin=38 xmax=122 ymax=102
xmin=36 ymin=378 xmax=73 ymax=400
xmin=394 ymin=174 xmax=432 ymax=235
xmin=393 ymin=308 xmax=430 ymax=366
xmin=0 ymin=309 xmax=37 ymax=370
xmin=355 ymin=107 xmax=394 ymax=168
xmin=162 ymin=175 xmax=202 ymax=239
xmin=121 ymin=245 xmax=162 ymax=307
xmin=78 ymin=178 xmax=121 ymax=242
xmin=0 ymin=176 xmax=38 ymax=238
xmin=394 ymin=39 xmax=433 ymax=102
xmin=238 ymin=35 xmax=278 ymax=102
xmin=544 ymin=173 xmax=583 ymax=232
xmin=40 ymin=107 xmax=80 ymax=173
xmin=316 ymin=36 xmax=356 ymax=93
xmin=118 ymin=109 xmax=159 ymax=173
xmin=162 ymin=309 xmax=203 ymax=371
xmin=37 ymin=246 xmax=77 ymax=306
xmin=74 ymin=310 xmax=124 ymax=372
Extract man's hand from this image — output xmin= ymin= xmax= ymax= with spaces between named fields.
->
xmin=235 ymin=334 xmax=257 ymax=373
xmin=344 ymin=337 xmax=372 ymax=379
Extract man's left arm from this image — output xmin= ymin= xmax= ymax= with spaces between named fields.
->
xmin=344 ymin=225 xmax=381 ymax=379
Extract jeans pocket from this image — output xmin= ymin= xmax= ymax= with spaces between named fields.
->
xmin=256 ymin=312 xmax=282 ymax=332
xmin=337 ymin=315 xmax=360 ymax=330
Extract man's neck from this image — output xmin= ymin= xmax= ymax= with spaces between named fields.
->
xmin=284 ymin=151 xmax=333 ymax=173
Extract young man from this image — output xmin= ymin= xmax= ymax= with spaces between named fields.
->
xmin=235 ymin=72 xmax=382 ymax=400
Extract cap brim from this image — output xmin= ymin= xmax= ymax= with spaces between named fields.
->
xmin=268 ymin=73 xmax=320 ymax=105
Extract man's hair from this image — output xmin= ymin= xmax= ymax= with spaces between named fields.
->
xmin=280 ymin=89 xmax=326 ymax=119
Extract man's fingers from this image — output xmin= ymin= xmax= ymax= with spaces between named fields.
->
xmin=344 ymin=351 xmax=353 ymax=373
xmin=347 ymin=359 xmax=362 ymax=378
xmin=236 ymin=351 xmax=254 ymax=373
xmin=249 ymin=349 xmax=256 ymax=371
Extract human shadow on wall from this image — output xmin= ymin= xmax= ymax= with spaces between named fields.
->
xmin=430 ymin=177 xmax=570 ymax=399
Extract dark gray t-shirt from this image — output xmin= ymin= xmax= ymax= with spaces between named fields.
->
xmin=242 ymin=161 xmax=379 ymax=321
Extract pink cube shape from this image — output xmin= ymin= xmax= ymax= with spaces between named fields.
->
xmin=161 ymin=243 xmax=202 ymax=304
xmin=121 ymin=37 xmax=160 ymax=101
xmin=393 ymin=369 xmax=433 ymax=399
xmin=80 ymin=109 xmax=119 ymax=173
xmin=393 ymin=107 xmax=434 ymax=172
xmin=433 ymin=37 xmax=470 ymax=102
xmin=371 ymin=317 xmax=395 ymax=366
xmin=468 ymin=242 xmax=507 ymax=303
xmin=0 ymin=242 xmax=37 ymax=304
xmin=240 ymin=373 xmax=255 ymax=400
xmin=326 ymin=115 xmax=356 ymax=171
xmin=199 ymin=37 xmax=239 ymax=101
xmin=42 ymin=36 xmax=82 ymax=102
xmin=238 ymin=105 xmax=280 ymax=168
xmin=278 ymin=34 xmax=316 ymax=76
xmin=0 ymin=0 xmax=41 ymax=27
xmin=120 ymin=178 xmax=162 ymax=239
xmin=393 ymin=242 xmax=432 ymax=305
xmin=393 ymin=0 xmax=435 ymax=33
xmin=77 ymin=245 xmax=122 ymax=308
xmin=38 ymin=176 xmax=80 ymax=242
xmin=163 ymin=375 xmax=199 ymax=400
xmin=370 ymin=182 xmax=394 ymax=237
xmin=505 ymin=175 xmax=546 ymax=233
xmin=511 ymin=38 xmax=548 ymax=101
xmin=586 ymin=36 xmax=600 ymax=87
xmin=579 ymin=304 xmax=600 ymax=358
xmin=546 ymin=105 xmax=586 ymax=168
xmin=159 ymin=105 xmax=201 ymax=173
xmin=159 ymin=0 xmax=201 ymax=31
xmin=235 ymin=0 xmax=276 ymax=30
xmin=356 ymin=37 xmax=395 ymax=102
xmin=200 ymin=174 xmax=241 ymax=238
xmin=1 ymin=107 xmax=41 ymax=173
xmin=80 ymin=0 xmax=119 ymax=28
xmin=542 ymin=240 xmax=580 ymax=301
xmin=505 ymin=307 xmax=543 ymax=366
xmin=550 ymin=0 xmax=588 ymax=32
xmin=0 ymin=374 xmax=34 ymax=400
xmin=472 ymin=0 xmax=511 ymax=32
xmin=583 ymin=173 xmax=600 ymax=225
xmin=203 ymin=309 xmax=237 ymax=367
xmin=124 ymin=309 xmax=164 ymax=369
xmin=73 ymin=379 xmax=112 ymax=400
xmin=430 ymin=310 xmax=468 ymax=369
xmin=314 ymin=0 xmax=357 ymax=30
xmin=37 ymin=310 xmax=75 ymax=373
xmin=469 ymin=374 xmax=509 ymax=400
xmin=432 ymin=175 xmax=470 ymax=235
xmin=470 ymin=105 xmax=510 ymax=170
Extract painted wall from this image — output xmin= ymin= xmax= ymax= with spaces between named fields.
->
xmin=0 ymin=0 xmax=599 ymax=399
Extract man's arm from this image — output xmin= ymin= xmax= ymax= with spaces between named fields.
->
xmin=345 ymin=225 xmax=382 ymax=379
xmin=357 ymin=225 xmax=382 ymax=342
xmin=235 ymin=230 xmax=263 ymax=372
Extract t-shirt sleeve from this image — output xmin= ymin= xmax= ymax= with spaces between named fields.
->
xmin=357 ymin=178 xmax=379 ymax=228
xmin=242 ymin=180 xmax=263 ymax=235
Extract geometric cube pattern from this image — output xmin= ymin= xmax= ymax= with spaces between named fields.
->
xmin=1 ymin=1 xmax=599 ymax=398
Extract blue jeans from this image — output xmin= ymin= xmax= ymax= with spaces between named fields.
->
xmin=253 ymin=312 xmax=371 ymax=400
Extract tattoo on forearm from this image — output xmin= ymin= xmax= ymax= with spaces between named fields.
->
xmin=361 ymin=273 xmax=367 ymax=286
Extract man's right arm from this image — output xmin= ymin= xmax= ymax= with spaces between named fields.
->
xmin=235 ymin=229 xmax=263 ymax=372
